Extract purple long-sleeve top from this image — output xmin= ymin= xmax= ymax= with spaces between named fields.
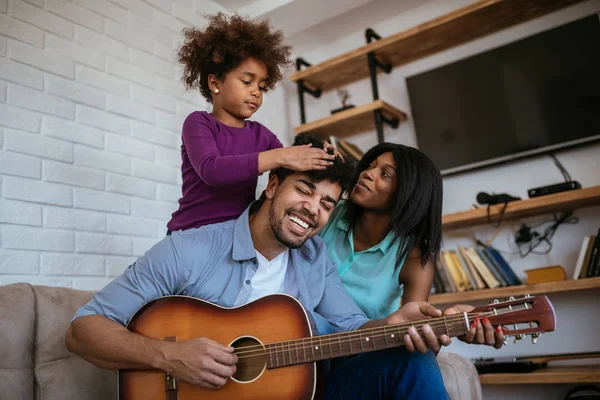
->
xmin=167 ymin=111 xmax=283 ymax=231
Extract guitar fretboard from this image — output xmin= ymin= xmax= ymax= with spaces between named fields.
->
xmin=265 ymin=314 xmax=469 ymax=369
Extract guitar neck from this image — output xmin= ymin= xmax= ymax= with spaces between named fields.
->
xmin=265 ymin=313 xmax=471 ymax=369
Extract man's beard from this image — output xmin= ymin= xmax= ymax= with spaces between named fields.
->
xmin=269 ymin=205 xmax=316 ymax=249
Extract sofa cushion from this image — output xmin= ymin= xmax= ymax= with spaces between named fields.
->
xmin=0 ymin=283 xmax=35 ymax=400
xmin=32 ymin=285 xmax=117 ymax=400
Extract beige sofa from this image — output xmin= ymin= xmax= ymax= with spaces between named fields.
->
xmin=0 ymin=283 xmax=482 ymax=400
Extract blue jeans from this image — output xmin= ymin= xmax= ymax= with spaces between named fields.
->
xmin=314 ymin=313 xmax=449 ymax=400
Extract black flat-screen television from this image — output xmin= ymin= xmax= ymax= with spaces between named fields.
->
xmin=406 ymin=14 xmax=600 ymax=176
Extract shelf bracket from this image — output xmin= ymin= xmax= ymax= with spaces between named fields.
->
xmin=381 ymin=114 xmax=400 ymax=129
xmin=366 ymin=29 xmax=394 ymax=143
xmin=296 ymin=57 xmax=322 ymax=124
xmin=372 ymin=110 xmax=400 ymax=143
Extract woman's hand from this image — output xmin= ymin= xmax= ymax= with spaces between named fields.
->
xmin=443 ymin=304 xmax=504 ymax=349
xmin=278 ymin=144 xmax=336 ymax=171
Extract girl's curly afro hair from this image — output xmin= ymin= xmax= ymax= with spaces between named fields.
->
xmin=178 ymin=13 xmax=293 ymax=103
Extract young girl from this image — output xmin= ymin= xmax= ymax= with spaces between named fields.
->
xmin=167 ymin=13 xmax=334 ymax=232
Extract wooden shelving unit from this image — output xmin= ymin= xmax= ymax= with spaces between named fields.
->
xmin=289 ymin=0 xmax=585 ymax=91
xmin=293 ymin=100 xmax=407 ymax=138
xmin=442 ymin=186 xmax=600 ymax=231
xmin=479 ymin=365 xmax=600 ymax=385
xmin=429 ymin=277 xmax=600 ymax=305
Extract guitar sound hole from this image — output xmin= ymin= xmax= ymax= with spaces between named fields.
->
xmin=230 ymin=336 xmax=267 ymax=383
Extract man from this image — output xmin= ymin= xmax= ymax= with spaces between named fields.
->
xmin=66 ymin=138 xmax=489 ymax=399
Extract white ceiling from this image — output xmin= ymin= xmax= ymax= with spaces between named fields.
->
xmin=211 ymin=0 xmax=259 ymax=10
xmin=209 ymin=0 xmax=379 ymax=37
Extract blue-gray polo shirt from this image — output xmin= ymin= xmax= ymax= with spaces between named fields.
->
xmin=73 ymin=205 xmax=370 ymax=333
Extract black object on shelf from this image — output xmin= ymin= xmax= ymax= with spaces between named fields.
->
xmin=330 ymin=105 xmax=355 ymax=114
xmin=472 ymin=357 xmax=544 ymax=374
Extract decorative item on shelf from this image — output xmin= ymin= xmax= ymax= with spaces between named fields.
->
xmin=330 ymin=88 xmax=355 ymax=115
xmin=524 ymin=266 xmax=566 ymax=284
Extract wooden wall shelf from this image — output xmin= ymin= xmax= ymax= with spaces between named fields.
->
xmin=479 ymin=366 xmax=600 ymax=385
xmin=429 ymin=277 xmax=600 ymax=305
xmin=442 ymin=186 xmax=600 ymax=231
xmin=289 ymin=0 xmax=584 ymax=91
xmin=293 ymin=100 xmax=407 ymax=138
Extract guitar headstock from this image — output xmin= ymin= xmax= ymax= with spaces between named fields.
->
xmin=471 ymin=295 xmax=556 ymax=344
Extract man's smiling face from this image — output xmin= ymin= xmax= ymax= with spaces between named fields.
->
xmin=266 ymin=172 xmax=341 ymax=249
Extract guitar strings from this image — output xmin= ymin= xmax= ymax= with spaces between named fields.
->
xmin=231 ymin=312 xmax=486 ymax=355
xmin=232 ymin=319 xmax=499 ymax=375
xmin=235 ymin=319 xmax=486 ymax=361
xmin=233 ymin=312 xmax=494 ymax=358
xmin=232 ymin=311 xmax=491 ymax=356
xmin=232 ymin=311 xmax=497 ymax=359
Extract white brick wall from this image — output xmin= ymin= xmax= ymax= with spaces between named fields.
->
xmin=0 ymin=0 xmax=226 ymax=289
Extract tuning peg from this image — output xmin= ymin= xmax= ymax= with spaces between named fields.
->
xmin=524 ymin=293 xmax=532 ymax=298
xmin=503 ymin=337 xmax=508 ymax=346
xmin=490 ymin=299 xmax=500 ymax=305
xmin=513 ymin=334 xmax=526 ymax=343
xmin=531 ymin=332 xmax=541 ymax=344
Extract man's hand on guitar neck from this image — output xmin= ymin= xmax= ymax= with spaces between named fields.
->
xmin=160 ymin=337 xmax=238 ymax=389
xmin=362 ymin=301 xmax=451 ymax=355
xmin=390 ymin=301 xmax=451 ymax=355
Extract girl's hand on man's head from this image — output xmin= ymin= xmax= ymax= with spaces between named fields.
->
xmin=322 ymin=141 xmax=344 ymax=160
xmin=278 ymin=145 xmax=335 ymax=171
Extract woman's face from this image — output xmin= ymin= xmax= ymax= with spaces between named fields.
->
xmin=350 ymin=151 xmax=397 ymax=211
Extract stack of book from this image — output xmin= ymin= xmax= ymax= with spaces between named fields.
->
xmin=572 ymin=227 xmax=600 ymax=279
xmin=432 ymin=246 xmax=522 ymax=294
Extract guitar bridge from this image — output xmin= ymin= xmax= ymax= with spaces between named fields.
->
xmin=164 ymin=336 xmax=178 ymax=400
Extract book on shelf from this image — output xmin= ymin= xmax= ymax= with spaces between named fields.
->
xmin=432 ymin=246 xmax=520 ymax=294
xmin=454 ymin=247 xmax=478 ymax=289
xmin=458 ymin=246 xmax=486 ymax=290
xmin=572 ymin=227 xmax=600 ymax=279
xmin=464 ymin=248 xmax=500 ymax=289
xmin=477 ymin=247 xmax=511 ymax=286
xmin=441 ymin=251 xmax=466 ymax=292
xmin=486 ymin=247 xmax=522 ymax=286
xmin=587 ymin=228 xmax=600 ymax=277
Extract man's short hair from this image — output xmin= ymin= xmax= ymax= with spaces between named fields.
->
xmin=272 ymin=133 xmax=357 ymax=196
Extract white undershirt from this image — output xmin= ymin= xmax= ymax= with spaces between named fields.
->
xmin=246 ymin=249 xmax=289 ymax=303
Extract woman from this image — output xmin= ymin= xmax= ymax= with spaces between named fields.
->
xmin=319 ymin=142 xmax=503 ymax=349
xmin=321 ymin=142 xmax=441 ymax=318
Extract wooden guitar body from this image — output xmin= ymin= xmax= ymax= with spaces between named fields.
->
xmin=119 ymin=295 xmax=316 ymax=400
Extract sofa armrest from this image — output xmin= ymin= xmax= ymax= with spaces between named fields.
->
xmin=438 ymin=352 xmax=482 ymax=400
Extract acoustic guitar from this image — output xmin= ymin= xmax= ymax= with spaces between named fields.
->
xmin=119 ymin=294 xmax=555 ymax=400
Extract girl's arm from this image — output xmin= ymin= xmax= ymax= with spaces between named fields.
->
xmin=184 ymin=114 xmax=334 ymax=187
xmin=399 ymin=247 xmax=435 ymax=305
xmin=184 ymin=113 xmax=264 ymax=187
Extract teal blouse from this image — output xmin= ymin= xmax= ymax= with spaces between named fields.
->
xmin=320 ymin=201 xmax=412 ymax=320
